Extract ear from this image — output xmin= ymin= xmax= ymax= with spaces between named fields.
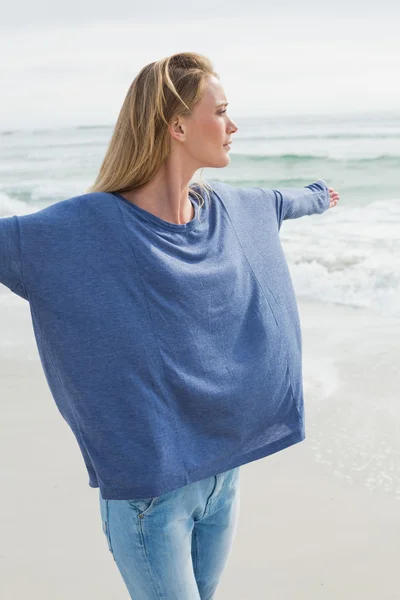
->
xmin=169 ymin=117 xmax=186 ymax=143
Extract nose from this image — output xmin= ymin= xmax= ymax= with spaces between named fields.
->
xmin=227 ymin=121 xmax=238 ymax=134
xmin=229 ymin=119 xmax=239 ymax=134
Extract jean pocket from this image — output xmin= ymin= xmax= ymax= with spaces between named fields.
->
xmin=103 ymin=519 xmax=113 ymax=553
xmin=100 ymin=499 xmax=114 ymax=555
xmin=128 ymin=497 xmax=159 ymax=516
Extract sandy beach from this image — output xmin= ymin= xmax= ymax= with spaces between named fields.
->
xmin=1 ymin=293 xmax=399 ymax=599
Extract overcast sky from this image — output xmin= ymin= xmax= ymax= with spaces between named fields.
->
xmin=1 ymin=2 xmax=399 ymax=129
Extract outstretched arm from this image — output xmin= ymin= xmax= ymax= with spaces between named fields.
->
xmin=261 ymin=179 xmax=340 ymax=230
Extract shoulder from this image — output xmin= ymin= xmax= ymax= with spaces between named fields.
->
xmin=17 ymin=192 xmax=113 ymax=230
xmin=206 ymin=180 xmax=274 ymax=207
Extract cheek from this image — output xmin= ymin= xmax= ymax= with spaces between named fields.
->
xmin=202 ymin=118 xmax=224 ymax=143
xmin=188 ymin=118 xmax=224 ymax=155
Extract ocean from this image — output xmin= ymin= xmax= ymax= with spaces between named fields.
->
xmin=1 ymin=111 xmax=399 ymax=318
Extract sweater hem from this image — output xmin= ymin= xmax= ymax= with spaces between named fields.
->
xmin=91 ymin=428 xmax=305 ymax=500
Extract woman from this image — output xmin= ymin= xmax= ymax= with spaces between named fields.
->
xmin=0 ymin=52 xmax=339 ymax=599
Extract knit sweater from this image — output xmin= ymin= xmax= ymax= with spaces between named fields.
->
xmin=0 ymin=179 xmax=330 ymax=499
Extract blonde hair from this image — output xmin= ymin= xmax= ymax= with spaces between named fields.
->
xmin=87 ymin=52 xmax=219 ymax=212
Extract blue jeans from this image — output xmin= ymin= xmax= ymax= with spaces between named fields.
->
xmin=99 ymin=466 xmax=241 ymax=599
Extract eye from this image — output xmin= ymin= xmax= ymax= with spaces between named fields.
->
xmin=218 ymin=109 xmax=227 ymax=114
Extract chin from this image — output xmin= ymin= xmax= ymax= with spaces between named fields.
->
xmin=204 ymin=156 xmax=231 ymax=169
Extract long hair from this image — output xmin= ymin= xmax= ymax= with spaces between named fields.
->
xmin=87 ymin=52 xmax=219 ymax=211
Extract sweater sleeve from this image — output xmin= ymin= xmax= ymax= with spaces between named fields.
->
xmin=0 ymin=215 xmax=27 ymax=299
xmin=262 ymin=179 xmax=331 ymax=230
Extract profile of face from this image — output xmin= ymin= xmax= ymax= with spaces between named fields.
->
xmin=170 ymin=75 xmax=239 ymax=170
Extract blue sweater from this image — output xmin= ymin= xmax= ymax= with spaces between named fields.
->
xmin=0 ymin=179 xmax=330 ymax=499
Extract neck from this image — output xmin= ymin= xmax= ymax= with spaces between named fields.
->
xmin=120 ymin=160 xmax=197 ymax=225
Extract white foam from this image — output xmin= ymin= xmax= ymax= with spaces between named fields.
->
xmin=281 ymin=198 xmax=400 ymax=318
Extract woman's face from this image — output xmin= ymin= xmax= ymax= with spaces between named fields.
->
xmin=174 ymin=75 xmax=239 ymax=169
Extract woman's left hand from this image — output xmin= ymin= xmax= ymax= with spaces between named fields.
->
xmin=328 ymin=187 xmax=340 ymax=209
